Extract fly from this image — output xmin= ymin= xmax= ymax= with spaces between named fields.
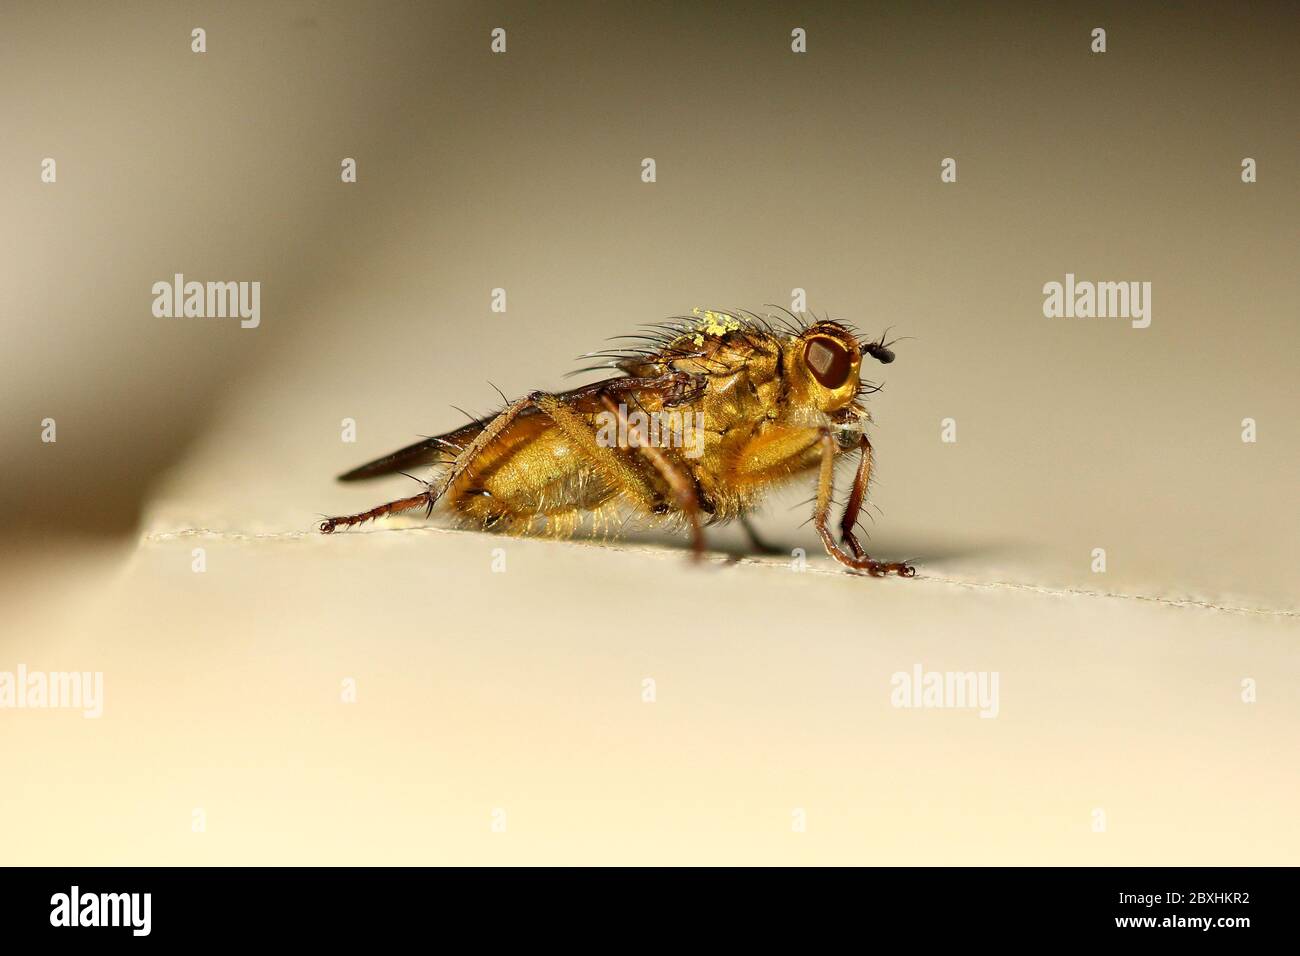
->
xmin=320 ymin=308 xmax=914 ymax=576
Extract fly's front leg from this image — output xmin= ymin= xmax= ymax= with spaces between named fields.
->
xmin=814 ymin=430 xmax=914 ymax=577
xmin=839 ymin=433 xmax=873 ymax=559
xmin=718 ymin=424 xmax=910 ymax=574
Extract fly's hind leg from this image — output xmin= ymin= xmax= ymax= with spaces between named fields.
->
xmin=320 ymin=491 xmax=434 ymax=533
xmin=320 ymin=390 xmax=544 ymax=533
xmin=814 ymin=430 xmax=914 ymax=577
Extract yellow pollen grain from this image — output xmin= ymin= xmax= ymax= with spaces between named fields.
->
xmin=690 ymin=308 xmax=742 ymax=339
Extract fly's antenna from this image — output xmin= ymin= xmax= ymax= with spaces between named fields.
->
xmin=863 ymin=327 xmax=913 ymax=364
xmin=862 ymin=341 xmax=894 ymax=364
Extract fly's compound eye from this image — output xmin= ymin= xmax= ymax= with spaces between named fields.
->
xmin=804 ymin=336 xmax=853 ymax=389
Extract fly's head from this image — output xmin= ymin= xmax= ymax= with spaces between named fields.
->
xmin=787 ymin=320 xmax=901 ymax=413
xmin=788 ymin=321 xmax=864 ymax=413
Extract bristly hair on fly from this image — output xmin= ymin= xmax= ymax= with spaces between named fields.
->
xmin=565 ymin=306 xmax=901 ymax=385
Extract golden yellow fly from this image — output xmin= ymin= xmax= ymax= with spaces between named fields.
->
xmin=321 ymin=308 xmax=914 ymax=576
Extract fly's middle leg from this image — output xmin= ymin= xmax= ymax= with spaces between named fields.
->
xmin=598 ymin=394 xmax=706 ymax=559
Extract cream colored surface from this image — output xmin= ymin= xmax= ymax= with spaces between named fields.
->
xmin=3 ymin=517 xmax=1297 ymax=865
xmin=1 ymin=1 xmax=1296 ymax=864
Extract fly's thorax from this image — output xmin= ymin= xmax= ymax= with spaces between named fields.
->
xmin=737 ymin=349 xmax=783 ymax=417
xmin=667 ymin=323 xmax=781 ymax=376
xmin=667 ymin=332 xmax=783 ymax=429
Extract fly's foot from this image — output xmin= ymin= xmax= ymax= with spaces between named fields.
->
xmin=821 ymin=536 xmax=916 ymax=577
xmin=865 ymin=560 xmax=916 ymax=578
xmin=319 ymin=513 xmax=374 ymax=533
xmin=317 ymin=490 xmax=435 ymax=535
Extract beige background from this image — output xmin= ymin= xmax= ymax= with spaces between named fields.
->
xmin=1 ymin=1 xmax=1296 ymax=864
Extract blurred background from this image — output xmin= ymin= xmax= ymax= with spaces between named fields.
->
xmin=1 ymin=1 xmax=1296 ymax=865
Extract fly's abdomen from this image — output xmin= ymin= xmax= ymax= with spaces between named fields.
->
xmin=446 ymin=425 xmax=617 ymax=530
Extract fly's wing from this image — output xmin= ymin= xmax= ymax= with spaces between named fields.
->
xmin=336 ymin=420 xmax=487 ymax=481
xmin=335 ymin=376 xmax=674 ymax=482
